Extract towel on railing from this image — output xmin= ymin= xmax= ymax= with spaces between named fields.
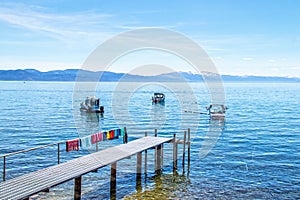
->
xmin=120 ymin=128 xmax=125 ymax=136
xmin=96 ymin=132 xmax=103 ymax=142
xmin=66 ymin=139 xmax=79 ymax=152
xmin=80 ymin=136 xmax=92 ymax=148
xmin=109 ymin=130 xmax=114 ymax=140
xmin=114 ymin=129 xmax=120 ymax=139
xmin=103 ymin=131 xmax=107 ymax=141
xmin=91 ymin=134 xmax=97 ymax=144
xmin=106 ymin=131 xmax=111 ymax=140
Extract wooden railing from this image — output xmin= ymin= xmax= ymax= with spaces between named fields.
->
xmin=0 ymin=141 xmax=64 ymax=182
xmin=0 ymin=127 xmax=128 ymax=182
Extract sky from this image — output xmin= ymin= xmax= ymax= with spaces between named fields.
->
xmin=0 ymin=0 xmax=299 ymax=77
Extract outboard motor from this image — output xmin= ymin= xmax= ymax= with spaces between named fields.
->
xmin=100 ymin=106 xmax=104 ymax=113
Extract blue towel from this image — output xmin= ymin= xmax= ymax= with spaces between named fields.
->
xmin=80 ymin=136 xmax=92 ymax=148
xmin=120 ymin=128 xmax=125 ymax=137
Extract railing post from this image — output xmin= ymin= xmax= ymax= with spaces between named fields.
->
xmin=3 ymin=156 xmax=6 ymax=181
xmin=57 ymin=143 xmax=60 ymax=164
xmin=188 ymin=128 xmax=191 ymax=164
xmin=154 ymin=129 xmax=157 ymax=170
xmin=144 ymin=132 xmax=147 ymax=174
xmin=182 ymin=131 xmax=187 ymax=171
xmin=123 ymin=127 xmax=128 ymax=144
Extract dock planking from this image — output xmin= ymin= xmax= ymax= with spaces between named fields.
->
xmin=0 ymin=136 xmax=173 ymax=200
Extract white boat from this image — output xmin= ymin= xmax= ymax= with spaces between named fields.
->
xmin=206 ymin=104 xmax=227 ymax=119
xmin=80 ymin=96 xmax=104 ymax=113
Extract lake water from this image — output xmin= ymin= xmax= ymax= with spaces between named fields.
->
xmin=0 ymin=81 xmax=299 ymax=199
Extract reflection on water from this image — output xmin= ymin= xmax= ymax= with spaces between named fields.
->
xmin=199 ymin=118 xmax=226 ymax=159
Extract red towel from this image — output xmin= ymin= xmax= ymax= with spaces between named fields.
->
xmin=66 ymin=139 xmax=79 ymax=152
xmin=109 ymin=130 xmax=114 ymax=140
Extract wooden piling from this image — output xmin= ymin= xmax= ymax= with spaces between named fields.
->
xmin=154 ymin=129 xmax=157 ymax=170
xmin=188 ymin=128 xmax=191 ymax=163
xmin=144 ymin=132 xmax=147 ymax=174
xmin=110 ymin=162 xmax=117 ymax=199
xmin=156 ymin=144 xmax=162 ymax=174
xmin=182 ymin=131 xmax=187 ymax=169
xmin=173 ymin=134 xmax=177 ymax=171
xmin=137 ymin=152 xmax=142 ymax=175
xmin=74 ymin=176 xmax=82 ymax=200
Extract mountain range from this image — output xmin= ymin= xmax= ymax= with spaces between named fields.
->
xmin=0 ymin=69 xmax=299 ymax=82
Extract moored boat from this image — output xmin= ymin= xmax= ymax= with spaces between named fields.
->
xmin=152 ymin=93 xmax=165 ymax=103
xmin=206 ymin=104 xmax=227 ymax=119
xmin=80 ymin=96 xmax=104 ymax=113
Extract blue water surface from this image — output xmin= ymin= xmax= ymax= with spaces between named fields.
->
xmin=0 ymin=81 xmax=299 ymax=199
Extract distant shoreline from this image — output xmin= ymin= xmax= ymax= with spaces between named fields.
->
xmin=0 ymin=69 xmax=299 ymax=82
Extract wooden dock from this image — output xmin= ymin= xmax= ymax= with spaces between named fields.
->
xmin=0 ymin=136 xmax=174 ymax=200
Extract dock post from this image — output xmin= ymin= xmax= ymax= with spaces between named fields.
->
xmin=110 ymin=162 xmax=117 ymax=199
xmin=57 ymin=143 xmax=60 ymax=164
xmin=144 ymin=132 xmax=147 ymax=174
xmin=96 ymin=142 xmax=99 ymax=152
xmin=155 ymin=144 xmax=162 ymax=174
xmin=154 ymin=129 xmax=157 ymax=170
xmin=136 ymin=152 xmax=142 ymax=192
xmin=188 ymin=128 xmax=191 ymax=168
xmin=3 ymin=156 xmax=6 ymax=181
xmin=74 ymin=176 xmax=82 ymax=200
xmin=182 ymin=131 xmax=187 ymax=170
xmin=173 ymin=134 xmax=177 ymax=171
xmin=136 ymin=152 xmax=142 ymax=176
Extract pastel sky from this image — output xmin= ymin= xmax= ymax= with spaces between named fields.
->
xmin=0 ymin=0 xmax=299 ymax=77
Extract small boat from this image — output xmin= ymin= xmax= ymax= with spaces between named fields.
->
xmin=152 ymin=93 xmax=165 ymax=103
xmin=206 ymin=104 xmax=227 ymax=119
xmin=80 ymin=96 xmax=104 ymax=113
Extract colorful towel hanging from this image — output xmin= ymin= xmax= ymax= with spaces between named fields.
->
xmin=103 ymin=131 xmax=107 ymax=141
xmin=109 ymin=130 xmax=114 ymax=140
xmin=120 ymin=128 xmax=125 ymax=136
xmin=114 ymin=129 xmax=120 ymax=139
xmin=91 ymin=134 xmax=97 ymax=144
xmin=66 ymin=139 xmax=79 ymax=152
xmin=80 ymin=136 xmax=92 ymax=148
xmin=96 ymin=132 xmax=103 ymax=142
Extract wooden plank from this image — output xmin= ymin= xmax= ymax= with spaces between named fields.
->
xmin=0 ymin=136 xmax=172 ymax=200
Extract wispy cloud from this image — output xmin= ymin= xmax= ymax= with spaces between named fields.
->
xmin=0 ymin=3 xmax=116 ymax=43
xmin=243 ymin=57 xmax=253 ymax=61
